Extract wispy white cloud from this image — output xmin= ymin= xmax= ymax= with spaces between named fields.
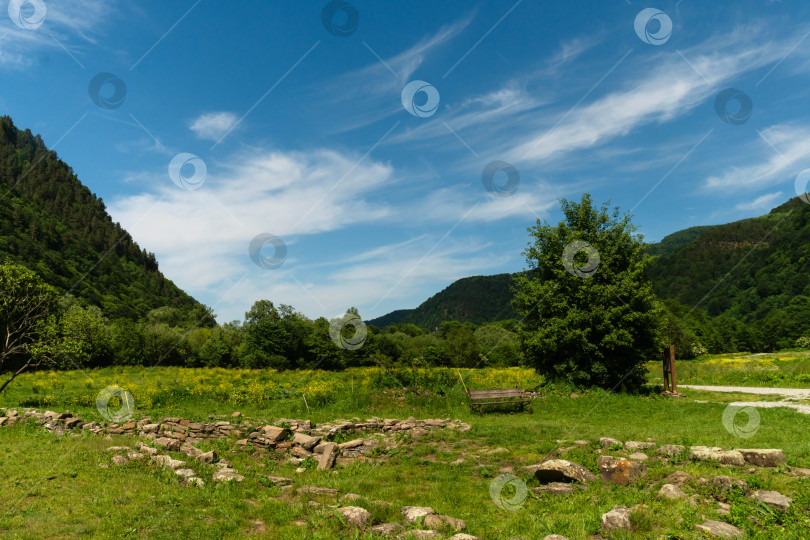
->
xmin=0 ymin=0 xmax=116 ymax=67
xmin=705 ymin=124 xmax=810 ymax=191
xmin=190 ymin=112 xmax=239 ymax=141
xmin=735 ymin=191 xmax=784 ymax=211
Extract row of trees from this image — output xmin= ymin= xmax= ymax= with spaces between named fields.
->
xmin=0 ymin=264 xmax=524 ymax=394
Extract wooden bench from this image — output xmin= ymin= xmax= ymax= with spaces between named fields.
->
xmin=468 ymin=388 xmax=532 ymax=414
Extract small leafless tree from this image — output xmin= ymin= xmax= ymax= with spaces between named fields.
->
xmin=0 ymin=263 xmax=58 ymax=394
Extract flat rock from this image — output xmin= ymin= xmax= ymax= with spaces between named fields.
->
xmin=293 ymin=432 xmax=322 ymax=451
xmin=174 ymin=468 xmax=196 ymax=479
xmin=212 ymin=469 xmax=244 ymax=483
xmin=690 ymin=447 xmax=745 ymax=467
xmin=624 ymin=441 xmax=656 ymax=451
xmin=532 ymin=459 xmax=596 ymax=484
xmin=368 ymin=523 xmax=404 ymax=536
xmin=337 ymin=506 xmax=372 ymax=528
xmin=695 ymin=520 xmax=743 ymax=539
xmin=531 ymin=482 xmax=581 ymax=495
xmin=542 ymin=536 xmax=569 ymax=540
xmin=446 ymin=535 xmax=481 ymax=540
xmin=262 ymin=425 xmax=288 ymax=443
xmin=627 ymin=452 xmax=648 ymax=461
xmin=153 ymin=455 xmax=186 ymax=470
xmin=402 ymin=506 xmax=435 ymax=524
xmin=111 ymin=455 xmax=129 ymax=466
xmin=318 ymin=442 xmax=338 ymax=470
xmin=751 ymin=490 xmax=792 ymax=511
xmin=266 ymin=475 xmax=292 ymax=486
xmin=597 ymin=456 xmax=647 ymax=486
xmin=601 ymin=505 xmax=632 ymax=531
xmin=297 ymin=485 xmax=339 ymax=496
xmin=396 ymin=531 xmax=441 ymax=540
xmin=657 ymin=444 xmax=685 ymax=457
xmin=424 ymin=514 xmax=466 ymax=532
xmin=790 ymin=467 xmax=810 ymax=478
xmin=658 ymin=483 xmax=687 ymax=499
xmin=738 ymin=449 xmax=785 ymax=468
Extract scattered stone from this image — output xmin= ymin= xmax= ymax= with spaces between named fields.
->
xmin=231 ymin=411 xmax=242 ymax=417
xmin=106 ymin=446 xmax=130 ymax=453
xmin=751 ymin=490 xmax=792 ymax=511
xmin=542 ymin=536 xmax=569 ymax=540
xmin=665 ymin=471 xmax=693 ymax=486
xmin=597 ymin=456 xmax=647 ymax=486
xmin=624 ymin=441 xmax=656 ymax=452
xmin=738 ymin=449 xmax=786 ymax=468
xmin=111 ymin=455 xmax=129 ymax=466
xmin=716 ymin=502 xmax=731 ymax=515
xmin=396 ymin=530 xmax=441 ymax=539
xmin=318 ymin=443 xmax=338 ymax=470
xmin=709 ymin=475 xmax=748 ymax=493
xmin=297 ymin=485 xmax=339 ymax=496
xmin=628 ymin=452 xmax=648 ymax=461
xmin=424 ymin=514 xmax=466 ymax=532
xmin=174 ymin=468 xmax=196 ymax=479
xmin=261 ymin=425 xmax=288 ymax=443
xmin=657 ymin=444 xmax=685 ymax=458
xmin=531 ymin=460 xmax=596 ymax=484
xmin=187 ymin=477 xmax=205 ymax=487
xmin=658 ymin=483 xmax=687 ymax=499
xmin=266 ymin=475 xmax=292 ymax=486
xmin=531 ymin=482 xmax=581 ymax=495
xmin=402 ymin=506 xmax=435 ymax=525
xmin=126 ymin=452 xmax=145 ymax=460
xmin=599 ymin=437 xmax=622 ymax=448
xmin=601 ymin=505 xmax=632 ymax=531
xmin=694 ymin=520 xmax=743 ymax=539
xmin=337 ymin=506 xmax=372 ymax=528
xmin=293 ymin=433 xmax=322 ymax=451
xmin=690 ymin=447 xmax=745 ymax=467
xmin=447 ymin=535 xmax=481 ymax=540
xmin=790 ymin=467 xmax=810 ymax=478
xmin=152 ymin=455 xmax=186 ymax=470
xmin=369 ymin=523 xmax=405 ymax=536
xmin=212 ymin=469 xmax=244 ymax=483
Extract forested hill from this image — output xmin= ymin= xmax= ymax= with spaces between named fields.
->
xmin=0 ymin=116 xmax=201 ymax=319
xmin=370 ymin=198 xmax=810 ymax=349
xmin=367 ymin=273 xmax=518 ymax=330
xmin=648 ymin=197 xmax=810 ymax=323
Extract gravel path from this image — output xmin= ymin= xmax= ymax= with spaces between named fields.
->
xmin=679 ymin=385 xmax=810 ymax=414
xmin=679 ymin=385 xmax=810 ymax=398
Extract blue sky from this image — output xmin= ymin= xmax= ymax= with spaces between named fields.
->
xmin=3 ymin=0 xmax=810 ymax=323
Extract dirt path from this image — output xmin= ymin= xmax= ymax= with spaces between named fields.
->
xmin=679 ymin=385 xmax=810 ymax=414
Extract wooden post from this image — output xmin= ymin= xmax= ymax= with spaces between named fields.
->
xmin=668 ymin=345 xmax=678 ymax=394
xmin=662 ymin=348 xmax=671 ymax=392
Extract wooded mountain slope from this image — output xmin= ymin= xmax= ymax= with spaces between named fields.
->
xmin=0 ymin=117 xmax=201 ymax=319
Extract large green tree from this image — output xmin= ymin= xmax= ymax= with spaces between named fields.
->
xmin=0 ymin=263 xmax=61 ymax=393
xmin=513 ymin=194 xmax=662 ymax=390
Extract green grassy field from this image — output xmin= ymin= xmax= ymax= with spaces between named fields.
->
xmin=1 ymin=361 xmax=809 ymax=539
